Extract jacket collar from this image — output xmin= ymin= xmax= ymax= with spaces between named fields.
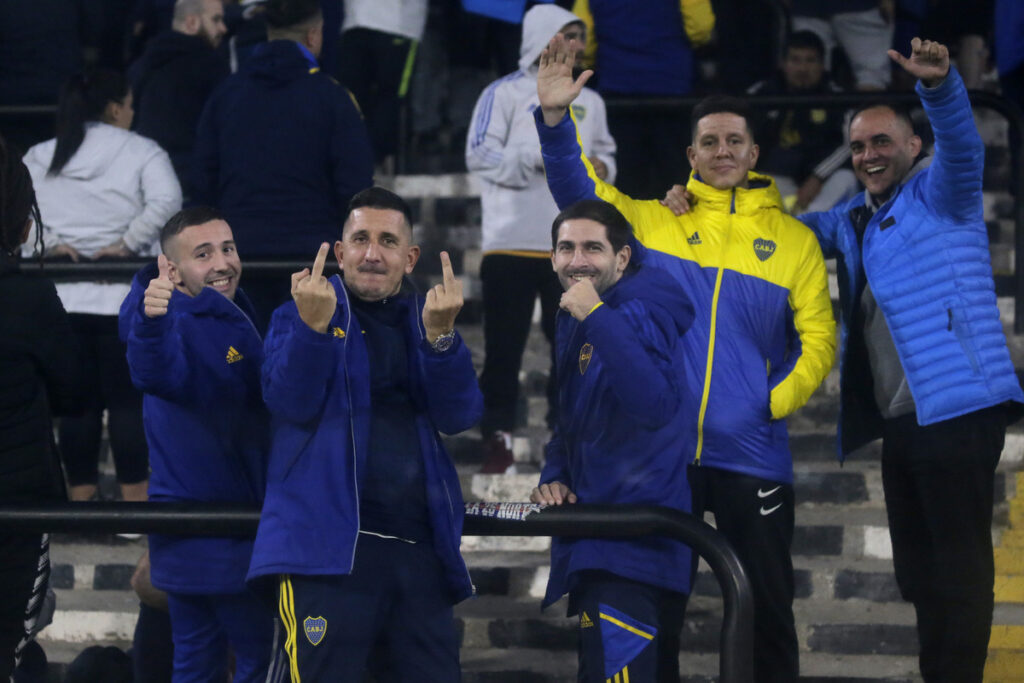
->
xmin=685 ymin=170 xmax=783 ymax=215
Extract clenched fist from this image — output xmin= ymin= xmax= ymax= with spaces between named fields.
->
xmin=144 ymin=254 xmax=175 ymax=318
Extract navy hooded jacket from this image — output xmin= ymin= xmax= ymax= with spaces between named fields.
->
xmin=192 ymin=40 xmax=374 ymax=257
xmin=541 ymin=240 xmax=696 ymax=605
xmin=120 ymin=264 xmax=268 ymax=594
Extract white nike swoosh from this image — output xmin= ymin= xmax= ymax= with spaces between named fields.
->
xmin=757 ymin=486 xmax=782 ymax=499
xmin=760 ymin=503 xmax=783 ymax=516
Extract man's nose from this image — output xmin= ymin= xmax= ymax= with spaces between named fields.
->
xmin=364 ymin=240 xmax=382 ymax=260
xmin=569 ymin=249 xmax=588 ymax=266
xmin=211 ymin=250 xmax=228 ymax=270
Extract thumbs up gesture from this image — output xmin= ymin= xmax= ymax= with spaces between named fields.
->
xmin=144 ymin=254 xmax=175 ymax=318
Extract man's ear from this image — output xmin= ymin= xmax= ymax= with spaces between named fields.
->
xmin=183 ymin=14 xmax=200 ymax=35
xmin=616 ymin=244 xmax=631 ymax=274
xmin=909 ymin=135 xmax=922 ymax=159
xmin=686 ymin=145 xmax=697 ymax=169
xmin=749 ymin=143 xmax=759 ymax=170
xmin=333 ymin=240 xmax=344 ymax=268
xmin=405 ymin=245 xmax=420 ymax=274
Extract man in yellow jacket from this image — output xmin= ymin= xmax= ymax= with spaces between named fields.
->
xmin=535 ymin=33 xmax=836 ymax=682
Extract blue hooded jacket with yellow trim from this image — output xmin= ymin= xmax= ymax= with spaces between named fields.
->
xmin=535 ymin=108 xmax=836 ymax=484
xmin=120 ymin=263 xmax=268 ymax=594
xmin=800 ymin=68 xmax=1024 ymax=457
xmin=247 ymin=277 xmax=482 ymax=603
xmin=540 ymin=246 xmax=696 ymax=606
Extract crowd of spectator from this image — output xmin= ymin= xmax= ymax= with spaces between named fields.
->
xmin=1 ymin=0 xmax=1024 ymax=680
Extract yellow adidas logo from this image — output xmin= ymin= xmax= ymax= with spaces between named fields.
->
xmin=580 ymin=611 xmax=594 ymax=629
xmin=226 ymin=346 xmax=243 ymax=364
xmin=332 ymin=327 xmax=346 ymax=338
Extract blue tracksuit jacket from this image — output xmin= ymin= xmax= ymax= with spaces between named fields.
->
xmin=541 ymin=243 xmax=696 ymax=606
xmin=247 ymin=277 xmax=482 ymax=602
xmin=801 ymin=68 xmax=1024 ymax=457
xmin=120 ymin=264 xmax=268 ymax=594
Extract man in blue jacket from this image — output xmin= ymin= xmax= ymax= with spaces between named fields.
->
xmin=120 ymin=207 xmax=278 ymax=683
xmin=249 ymin=187 xmax=483 ymax=681
xmin=801 ymin=38 xmax=1024 ymax=681
xmin=531 ymin=199 xmax=695 ymax=682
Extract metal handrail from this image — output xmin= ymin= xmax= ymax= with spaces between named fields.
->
xmin=0 ymin=501 xmax=754 ymax=682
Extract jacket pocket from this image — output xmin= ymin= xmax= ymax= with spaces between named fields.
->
xmin=943 ymin=299 xmax=982 ymax=376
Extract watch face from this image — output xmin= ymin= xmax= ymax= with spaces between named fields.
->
xmin=432 ymin=332 xmax=455 ymax=353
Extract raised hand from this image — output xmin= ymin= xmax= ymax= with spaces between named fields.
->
xmin=888 ymin=37 xmax=949 ymax=88
xmin=559 ymin=278 xmax=601 ymax=322
xmin=292 ymin=242 xmax=337 ymax=333
xmin=537 ymin=33 xmax=592 ymax=126
xmin=422 ymin=251 xmax=464 ymax=343
xmin=143 ymin=254 xmax=175 ymax=318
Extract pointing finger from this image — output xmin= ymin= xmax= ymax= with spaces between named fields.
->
xmin=310 ymin=242 xmax=330 ymax=281
xmin=157 ymin=253 xmax=171 ymax=280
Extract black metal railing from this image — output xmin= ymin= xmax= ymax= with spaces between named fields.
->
xmin=0 ymin=501 xmax=754 ymax=682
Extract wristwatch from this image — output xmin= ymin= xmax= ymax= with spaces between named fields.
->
xmin=430 ymin=329 xmax=456 ymax=353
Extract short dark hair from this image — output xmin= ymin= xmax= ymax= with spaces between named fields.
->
xmin=551 ymin=199 xmax=633 ymax=253
xmin=160 ymin=206 xmax=225 ymax=255
xmin=785 ymin=30 xmax=826 ymax=60
xmin=345 ymin=187 xmax=413 ymax=234
xmin=849 ymin=101 xmax=916 ymax=136
xmin=690 ymin=94 xmax=756 ymax=142
xmin=262 ymin=0 xmax=321 ymax=29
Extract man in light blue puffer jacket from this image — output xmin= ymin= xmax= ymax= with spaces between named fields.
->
xmin=801 ymin=37 xmax=1024 ymax=682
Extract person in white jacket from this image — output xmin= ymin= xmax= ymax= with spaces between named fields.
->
xmin=23 ymin=69 xmax=181 ymax=505
xmin=466 ymin=4 xmax=616 ymax=473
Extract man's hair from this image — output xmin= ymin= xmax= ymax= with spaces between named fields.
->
xmin=263 ymin=0 xmax=322 ymax=38
xmin=550 ymin=199 xmax=633 ymax=253
xmin=172 ymin=0 xmax=207 ymax=27
xmin=0 ymin=135 xmax=43 ymax=259
xmin=344 ymin=187 xmax=414 ymax=235
xmin=848 ymin=101 xmax=916 ymax=136
xmin=785 ymin=30 xmax=826 ymax=60
xmin=160 ymin=206 xmax=225 ymax=255
xmin=690 ymin=94 xmax=757 ymax=142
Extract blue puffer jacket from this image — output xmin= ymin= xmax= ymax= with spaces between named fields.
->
xmin=120 ymin=264 xmax=268 ymax=594
xmin=247 ymin=277 xmax=483 ymax=603
xmin=540 ymin=242 xmax=696 ymax=606
xmin=801 ymin=67 xmax=1024 ymax=457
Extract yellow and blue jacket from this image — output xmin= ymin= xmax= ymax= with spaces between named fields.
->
xmin=535 ymin=108 xmax=836 ymax=484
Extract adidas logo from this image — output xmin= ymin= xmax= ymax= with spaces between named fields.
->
xmin=225 ymin=346 xmax=243 ymax=364
xmin=580 ymin=611 xmax=594 ymax=629
xmin=687 ymin=231 xmax=702 ymax=245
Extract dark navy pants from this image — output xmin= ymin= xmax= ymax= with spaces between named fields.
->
xmin=569 ymin=571 xmax=688 ymax=683
xmin=277 ymin=533 xmax=460 ymax=682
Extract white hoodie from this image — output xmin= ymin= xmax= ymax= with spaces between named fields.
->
xmin=466 ymin=4 xmax=616 ymax=254
xmin=23 ymin=122 xmax=182 ymax=315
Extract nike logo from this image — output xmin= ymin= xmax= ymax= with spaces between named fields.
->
xmin=757 ymin=486 xmax=781 ymax=499
xmin=760 ymin=503 xmax=782 ymax=516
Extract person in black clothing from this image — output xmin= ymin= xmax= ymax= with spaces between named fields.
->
xmin=193 ymin=0 xmax=374 ymax=330
xmin=129 ymin=0 xmax=229 ymax=201
xmin=0 ymin=136 xmax=81 ymax=678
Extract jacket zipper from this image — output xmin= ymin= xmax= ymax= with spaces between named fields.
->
xmin=694 ymin=189 xmax=735 ymax=464
xmin=337 ymin=279 xmax=361 ymax=574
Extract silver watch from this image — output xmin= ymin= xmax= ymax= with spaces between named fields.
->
xmin=430 ymin=329 xmax=456 ymax=353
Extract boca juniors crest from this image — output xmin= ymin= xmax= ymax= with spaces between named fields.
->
xmin=304 ymin=616 xmax=327 ymax=646
xmin=579 ymin=343 xmax=593 ymax=375
xmin=753 ymin=238 xmax=776 ymax=262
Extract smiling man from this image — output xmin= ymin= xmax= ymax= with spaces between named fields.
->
xmin=249 ymin=187 xmax=482 ymax=681
xmin=800 ymin=38 xmax=1024 ymax=682
xmin=119 ymin=206 xmax=278 ymax=683
xmin=531 ymin=199 xmax=694 ymax=682
xmin=534 ymin=33 xmax=835 ymax=681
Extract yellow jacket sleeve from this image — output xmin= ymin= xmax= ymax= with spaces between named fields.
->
xmin=769 ymin=227 xmax=837 ymax=418
xmin=681 ymin=0 xmax=715 ymax=47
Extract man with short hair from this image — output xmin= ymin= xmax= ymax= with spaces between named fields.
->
xmin=747 ymin=29 xmax=856 ymax=213
xmin=800 ymin=38 xmax=1024 ymax=682
xmin=129 ymin=0 xmax=229 ymax=200
xmin=119 ymin=207 xmax=279 ymax=683
xmin=248 ymin=187 xmax=482 ymax=680
xmin=466 ymin=3 xmax=616 ymax=473
xmin=531 ymin=199 xmax=694 ymax=682
xmin=193 ymin=0 xmax=374 ymax=326
xmin=535 ymin=33 xmax=836 ymax=681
